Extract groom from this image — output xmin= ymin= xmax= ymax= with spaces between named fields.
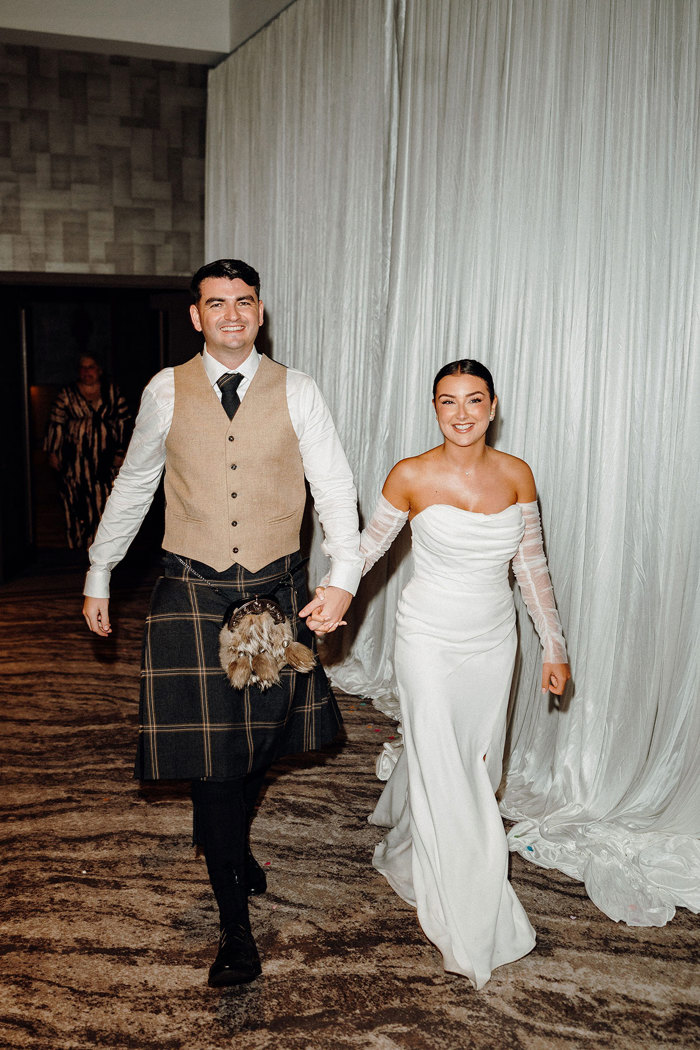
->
xmin=82 ymin=258 xmax=362 ymax=986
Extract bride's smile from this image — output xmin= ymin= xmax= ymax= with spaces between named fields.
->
xmin=433 ymin=374 xmax=496 ymax=448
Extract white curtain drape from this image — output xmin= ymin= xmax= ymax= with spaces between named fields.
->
xmin=206 ymin=0 xmax=700 ymax=927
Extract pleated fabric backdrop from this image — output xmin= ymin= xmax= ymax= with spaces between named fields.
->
xmin=205 ymin=0 xmax=699 ymax=927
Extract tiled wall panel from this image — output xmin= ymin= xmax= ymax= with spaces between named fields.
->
xmin=0 ymin=44 xmax=207 ymax=275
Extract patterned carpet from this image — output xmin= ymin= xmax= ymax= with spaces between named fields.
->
xmin=1 ymin=565 xmax=698 ymax=1050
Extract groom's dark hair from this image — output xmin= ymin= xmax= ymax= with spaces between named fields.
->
xmin=190 ymin=259 xmax=261 ymax=301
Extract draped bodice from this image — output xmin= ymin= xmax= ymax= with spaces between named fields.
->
xmin=409 ymin=503 xmax=525 ymax=593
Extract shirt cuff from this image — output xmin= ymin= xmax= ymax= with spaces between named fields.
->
xmin=326 ymin=560 xmax=363 ymax=596
xmin=83 ymin=567 xmax=112 ymax=599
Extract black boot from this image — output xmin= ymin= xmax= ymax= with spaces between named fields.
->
xmin=208 ymin=921 xmax=262 ymax=987
xmin=205 ymin=864 xmax=262 ymax=987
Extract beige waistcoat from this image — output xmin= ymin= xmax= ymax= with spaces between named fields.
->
xmin=162 ymin=353 xmax=305 ymax=573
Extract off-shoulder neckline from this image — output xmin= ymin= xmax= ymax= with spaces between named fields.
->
xmin=411 ymin=502 xmax=525 ymax=523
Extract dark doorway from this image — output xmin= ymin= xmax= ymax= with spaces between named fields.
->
xmin=0 ymin=275 xmax=202 ymax=583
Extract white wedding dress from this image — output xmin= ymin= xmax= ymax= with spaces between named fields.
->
xmin=361 ymin=498 xmax=567 ymax=989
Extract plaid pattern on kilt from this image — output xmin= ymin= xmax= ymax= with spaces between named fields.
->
xmin=135 ymin=550 xmax=342 ymax=780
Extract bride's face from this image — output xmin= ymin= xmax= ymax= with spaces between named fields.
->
xmin=433 ymin=374 xmax=495 ymax=447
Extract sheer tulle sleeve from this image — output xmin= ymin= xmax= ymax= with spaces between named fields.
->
xmin=512 ymin=501 xmax=568 ymax=664
xmin=360 ymin=493 xmax=409 ymax=575
xmin=318 ymin=493 xmax=408 ymax=587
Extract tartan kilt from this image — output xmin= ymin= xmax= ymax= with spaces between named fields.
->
xmin=134 ymin=550 xmax=342 ymax=780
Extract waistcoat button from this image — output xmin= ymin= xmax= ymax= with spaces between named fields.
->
xmin=228 ymin=436 xmax=234 ymax=442
xmin=231 ymin=521 xmax=238 ymax=527
xmin=232 ymin=547 xmax=239 ymax=553
xmin=230 ymin=464 xmax=237 ymax=470
xmin=231 ymin=492 xmax=237 ymax=498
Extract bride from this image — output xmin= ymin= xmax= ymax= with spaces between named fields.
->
xmin=307 ymin=358 xmax=571 ymax=989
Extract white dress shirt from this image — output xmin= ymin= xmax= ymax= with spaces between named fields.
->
xmin=84 ymin=348 xmax=362 ymax=598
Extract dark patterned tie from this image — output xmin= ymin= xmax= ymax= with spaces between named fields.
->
xmin=217 ymin=372 xmax=243 ymax=420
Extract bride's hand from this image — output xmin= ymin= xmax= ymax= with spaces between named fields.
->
xmin=299 ymin=586 xmax=351 ymax=635
xmin=542 ymin=662 xmax=571 ymax=695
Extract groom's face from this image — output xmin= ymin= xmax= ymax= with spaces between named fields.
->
xmin=190 ymin=277 xmax=264 ymax=363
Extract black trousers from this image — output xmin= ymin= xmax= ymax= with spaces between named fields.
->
xmin=191 ymin=769 xmax=266 ymax=929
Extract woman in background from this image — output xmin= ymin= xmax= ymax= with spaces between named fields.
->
xmin=46 ymin=354 xmax=131 ymax=548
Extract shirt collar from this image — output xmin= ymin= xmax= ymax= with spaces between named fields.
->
xmin=202 ymin=346 xmax=260 ymax=387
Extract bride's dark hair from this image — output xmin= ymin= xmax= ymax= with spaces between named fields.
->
xmin=432 ymin=359 xmax=495 ymax=400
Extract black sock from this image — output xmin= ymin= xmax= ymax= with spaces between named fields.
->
xmin=243 ymin=769 xmax=267 ymax=823
xmin=191 ymin=778 xmax=249 ymax=930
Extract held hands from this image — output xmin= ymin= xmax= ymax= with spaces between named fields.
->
xmin=83 ymin=596 xmax=112 ymax=637
xmin=85 ymin=586 xmax=352 ymax=639
xmin=542 ymin=662 xmax=571 ymax=696
xmin=299 ymin=586 xmax=352 ymax=636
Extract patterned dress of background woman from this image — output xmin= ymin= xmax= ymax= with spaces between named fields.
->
xmin=45 ymin=355 xmax=131 ymax=548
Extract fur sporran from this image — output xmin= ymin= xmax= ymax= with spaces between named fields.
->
xmin=219 ymin=596 xmax=316 ymax=690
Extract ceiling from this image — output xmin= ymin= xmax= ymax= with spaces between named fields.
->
xmin=0 ymin=0 xmax=293 ymax=65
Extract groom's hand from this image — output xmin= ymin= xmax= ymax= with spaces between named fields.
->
xmin=83 ymin=596 xmax=112 ymax=637
xmin=299 ymin=586 xmax=352 ymax=635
